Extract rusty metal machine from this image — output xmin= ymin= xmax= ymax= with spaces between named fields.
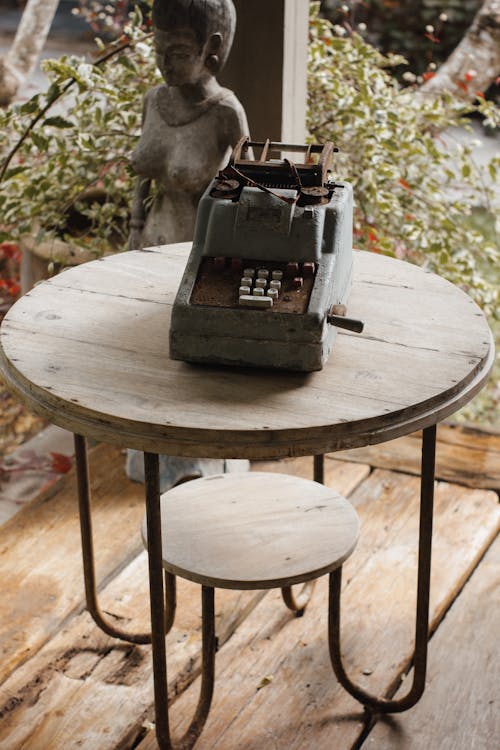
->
xmin=169 ymin=138 xmax=363 ymax=371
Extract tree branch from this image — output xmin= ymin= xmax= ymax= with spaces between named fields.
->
xmin=0 ymin=0 xmax=61 ymax=106
xmin=422 ymin=0 xmax=500 ymax=99
xmin=0 ymin=37 xmax=137 ymax=183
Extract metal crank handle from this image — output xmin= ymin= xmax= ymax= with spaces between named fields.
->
xmin=327 ymin=314 xmax=364 ymax=333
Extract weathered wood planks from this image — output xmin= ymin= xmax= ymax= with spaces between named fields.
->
xmin=0 ymin=440 xmax=498 ymax=749
xmin=136 ymin=471 xmax=499 ymax=750
xmin=0 ymin=444 xmax=147 ymax=685
xmin=331 ymin=423 xmax=500 ymax=490
xmin=0 ymin=456 xmax=369 ymax=749
xmin=365 ymin=534 xmax=500 ymax=750
xmin=0 ymin=553 xmax=268 ymax=750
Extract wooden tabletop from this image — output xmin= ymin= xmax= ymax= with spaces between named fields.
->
xmin=0 ymin=244 xmax=493 ymax=459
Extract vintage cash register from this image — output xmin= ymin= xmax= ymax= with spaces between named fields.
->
xmin=169 ymin=139 xmax=363 ymax=372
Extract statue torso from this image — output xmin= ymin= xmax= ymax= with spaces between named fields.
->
xmin=131 ymin=85 xmax=247 ymax=245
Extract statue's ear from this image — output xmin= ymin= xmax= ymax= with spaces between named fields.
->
xmin=205 ymin=32 xmax=223 ymax=72
xmin=207 ymin=32 xmax=223 ymax=55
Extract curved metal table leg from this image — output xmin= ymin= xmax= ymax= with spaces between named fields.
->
xmin=74 ymin=435 xmax=177 ymax=644
xmin=144 ymin=452 xmax=216 ymax=750
xmin=328 ymin=425 xmax=436 ymax=713
xmin=313 ymin=453 xmax=325 ymax=484
xmin=280 ymin=454 xmax=325 ymax=617
xmin=281 ymin=581 xmax=316 ymax=616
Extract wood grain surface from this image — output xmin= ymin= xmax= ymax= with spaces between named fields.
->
xmin=365 ymin=535 xmax=500 ymax=750
xmin=137 ymin=472 xmax=499 ymax=750
xmin=331 ymin=423 xmax=500 ymax=490
xmin=142 ymin=472 xmax=360 ymax=589
xmin=0 ymin=447 xmax=367 ymax=690
xmin=0 ymin=246 xmax=493 ymax=458
xmin=0 ymin=453 xmax=497 ymax=749
xmin=0 ymin=454 xmax=370 ymax=750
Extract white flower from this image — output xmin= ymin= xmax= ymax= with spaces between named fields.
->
xmin=333 ymin=25 xmax=347 ymax=37
xmin=425 ymin=25 xmax=434 ymax=33
xmin=439 ymin=13 xmax=448 ymax=22
xmin=429 ymin=62 xmax=437 ymax=70
xmin=341 ymin=4 xmax=349 ymax=12
xmin=402 ymin=71 xmax=417 ymax=83
xmin=77 ymin=63 xmax=94 ymax=83
xmin=135 ymin=42 xmax=151 ymax=58
xmin=358 ymin=22 xmax=367 ymax=32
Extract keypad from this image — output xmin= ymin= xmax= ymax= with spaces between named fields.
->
xmin=238 ymin=265 xmax=282 ymax=309
xmin=190 ymin=257 xmax=317 ymax=314
xmin=236 ymin=262 xmax=315 ymax=309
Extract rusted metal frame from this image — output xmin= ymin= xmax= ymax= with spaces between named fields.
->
xmin=231 ymin=137 xmax=327 ymax=163
xmin=164 ymin=571 xmax=177 ymax=636
xmin=177 ymin=586 xmax=216 ymax=750
xmin=281 ymin=582 xmax=315 ymax=616
xmin=74 ymin=434 xmax=151 ymax=644
xmin=144 ymin=452 xmax=216 ymax=750
xmin=313 ymin=453 xmax=324 ymax=484
xmin=280 ymin=453 xmax=324 ymax=615
xmin=328 ymin=425 xmax=437 ymax=713
xmin=74 ymin=435 xmax=177 ymax=644
xmin=260 ymin=138 xmax=271 ymax=162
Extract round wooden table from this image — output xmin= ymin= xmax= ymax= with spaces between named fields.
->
xmin=0 ymin=244 xmax=493 ymax=749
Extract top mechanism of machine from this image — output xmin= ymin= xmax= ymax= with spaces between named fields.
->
xmin=169 ymin=138 xmax=363 ymax=372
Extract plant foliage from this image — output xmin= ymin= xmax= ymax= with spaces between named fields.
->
xmin=308 ymin=3 xmax=499 ymax=318
xmin=0 ymin=8 xmax=159 ymax=259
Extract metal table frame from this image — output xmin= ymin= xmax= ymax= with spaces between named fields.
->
xmin=73 ymin=424 xmax=437 ymax=749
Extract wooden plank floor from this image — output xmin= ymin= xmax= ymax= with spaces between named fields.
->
xmin=365 ymin=535 xmax=499 ymax=750
xmin=0 ymin=427 xmax=498 ymax=750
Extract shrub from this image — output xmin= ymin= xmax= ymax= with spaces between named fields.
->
xmin=308 ymin=3 xmax=499 ymax=317
xmin=0 ymin=8 xmax=159 ymax=260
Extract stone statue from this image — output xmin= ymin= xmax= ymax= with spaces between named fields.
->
xmin=128 ymin=0 xmax=249 ymax=249
xmin=126 ymin=0 xmax=250 ymax=490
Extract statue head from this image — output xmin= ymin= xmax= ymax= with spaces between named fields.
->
xmin=152 ymin=0 xmax=236 ymax=85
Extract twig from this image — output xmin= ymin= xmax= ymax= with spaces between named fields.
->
xmin=0 ymin=34 xmax=151 ymax=183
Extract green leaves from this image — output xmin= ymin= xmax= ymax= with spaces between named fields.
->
xmin=308 ymin=4 xmax=499 ymax=426
xmin=307 ymin=4 xmax=499 ymax=315
xmin=0 ymin=21 xmax=160 ymax=256
xmin=43 ymin=116 xmax=74 ymax=129
xmin=31 ymin=132 xmax=50 ymax=152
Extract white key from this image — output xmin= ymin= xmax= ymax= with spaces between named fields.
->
xmin=255 ymin=278 xmax=267 ymax=289
xmin=268 ymin=288 xmax=278 ymax=300
xmin=243 ymin=268 xmax=255 ymax=277
xmin=272 ymin=270 xmax=283 ymax=281
xmin=241 ymin=277 xmax=253 ymax=287
xmin=239 ymin=286 xmax=251 ymax=296
xmin=257 ymin=269 xmax=269 ymax=279
xmin=253 ymin=287 xmax=264 ymax=296
xmin=239 ymin=294 xmax=273 ymax=308
xmin=269 ymin=280 xmax=281 ymax=291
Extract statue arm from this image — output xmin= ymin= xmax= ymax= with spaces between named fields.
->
xmin=128 ymin=89 xmax=155 ymax=251
xmin=128 ymin=176 xmax=152 ymax=251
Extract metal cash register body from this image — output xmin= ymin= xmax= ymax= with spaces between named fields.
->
xmin=169 ymin=139 xmax=362 ymax=372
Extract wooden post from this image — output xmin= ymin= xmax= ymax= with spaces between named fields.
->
xmin=220 ymin=0 xmax=309 ymax=143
